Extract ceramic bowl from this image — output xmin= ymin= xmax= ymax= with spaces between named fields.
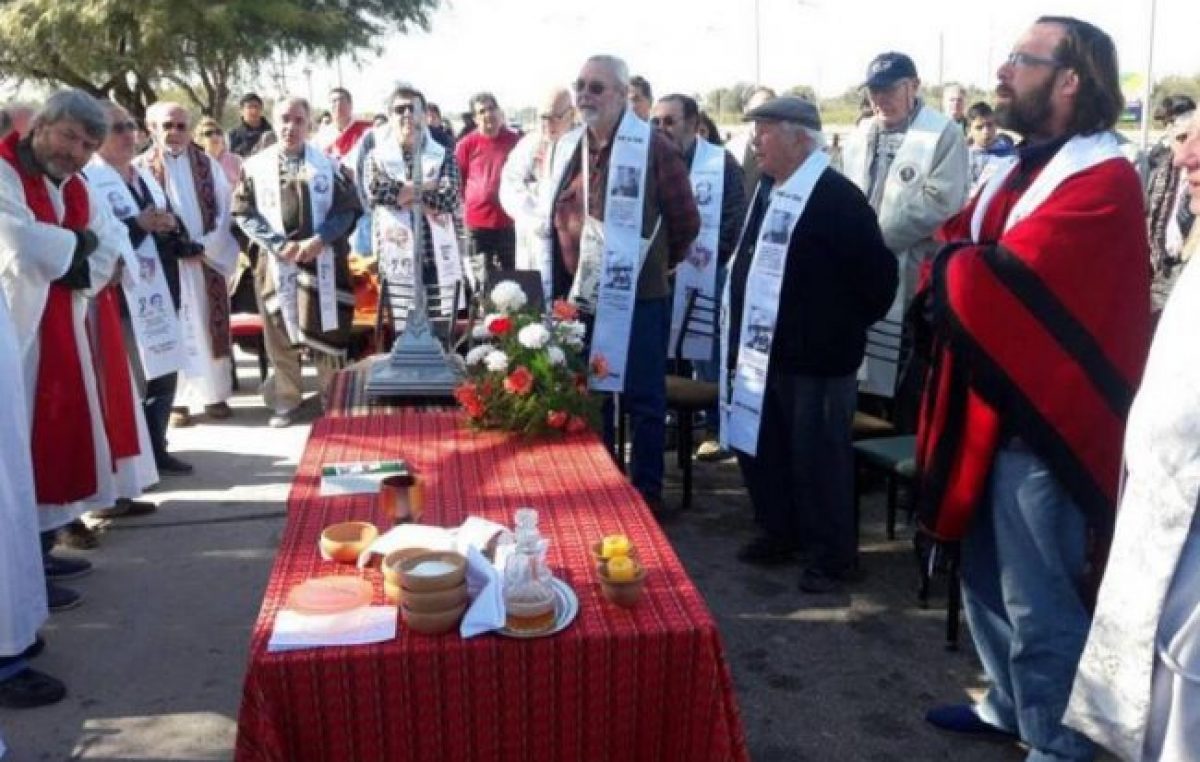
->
xmin=598 ymin=561 xmax=647 ymax=608
xmin=382 ymin=547 xmax=431 ymax=586
xmin=397 ymin=551 xmax=467 ymax=592
xmin=402 ymin=581 xmax=468 ymax=614
xmin=319 ymin=521 xmax=379 ymax=565
xmin=403 ymin=600 xmax=467 ymax=635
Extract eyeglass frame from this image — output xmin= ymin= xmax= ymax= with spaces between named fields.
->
xmin=1004 ymin=51 xmax=1062 ymax=70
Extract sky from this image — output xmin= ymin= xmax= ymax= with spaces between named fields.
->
xmin=253 ymin=0 xmax=1197 ymax=116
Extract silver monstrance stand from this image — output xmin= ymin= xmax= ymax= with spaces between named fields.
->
xmin=366 ymin=126 xmax=462 ymax=398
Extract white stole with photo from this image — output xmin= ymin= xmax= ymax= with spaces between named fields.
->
xmin=246 ymin=143 xmax=337 ymax=343
xmin=669 ymin=138 xmax=724 ymax=360
xmin=85 ymin=159 xmax=183 ymax=380
xmin=720 ymin=151 xmax=829 ymax=456
xmin=570 ymin=110 xmax=653 ymax=393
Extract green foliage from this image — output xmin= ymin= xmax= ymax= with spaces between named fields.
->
xmin=0 ymin=0 xmax=437 ymax=120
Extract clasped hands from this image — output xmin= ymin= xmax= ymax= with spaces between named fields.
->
xmin=278 ymin=235 xmax=324 ymax=264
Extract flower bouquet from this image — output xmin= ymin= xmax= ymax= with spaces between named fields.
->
xmin=454 ymin=281 xmax=599 ymax=435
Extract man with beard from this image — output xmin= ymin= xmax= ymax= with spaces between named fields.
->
xmin=917 ymin=19 xmax=1151 ymax=761
xmin=842 ymin=52 xmax=969 ymax=412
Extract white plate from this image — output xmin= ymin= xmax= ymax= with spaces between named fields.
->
xmin=497 ymin=578 xmax=579 ymax=639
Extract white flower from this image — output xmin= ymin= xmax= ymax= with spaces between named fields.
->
xmin=559 ymin=319 xmax=587 ymax=348
xmin=546 ymin=346 xmax=566 ymax=366
xmin=471 ymin=324 xmax=491 ymax=340
xmin=484 ymin=350 xmax=509 ymax=373
xmin=466 ymin=344 xmax=493 ymax=366
xmin=489 ymin=280 xmax=527 ymax=313
xmin=518 ymin=323 xmax=550 ymax=350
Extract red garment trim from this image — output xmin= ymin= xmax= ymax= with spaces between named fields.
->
xmin=92 ymin=286 xmax=140 ymax=461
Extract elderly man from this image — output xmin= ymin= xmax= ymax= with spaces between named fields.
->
xmin=316 ymin=87 xmax=373 ymax=163
xmin=842 ymin=52 xmax=969 ymax=407
xmin=549 ymin=54 xmax=700 ymax=512
xmin=89 ymin=102 xmax=192 ymax=477
xmin=916 ymin=19 xmax=1151 ymax=761
xmin=943 ymin=83 xmax=968 ymax=131
xmin=233 ymin=97 xmax=360 ymax=428
xmin=137 ymin=102 xmax=238 ymax=427
xmin=499 ymin=86 xmax=576 ymax=297
xmin=228 ymin=93 xmax=274 ymax=158
xmin=1145 ymin=97 xmax=1196 ymax=314
xmin=651 ymin=93 xmax=747 ymax=461
xmin=455 ymin=92 xmax=521 ymax=280
xmin=1066 ymin=111 xmax=1200 ymax=762
xmin=723 ymin=96 xmax=896 ymax=589
xmin=363 ymin=85 xmax=465 ymax=326
xmin=0 ymin=90 xmax=132 ymax=610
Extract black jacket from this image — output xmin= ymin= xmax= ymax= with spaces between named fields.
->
xmin=228 ymin=119 xmax=274 ymax=158
xmin=728 ymin=167 xmax=898 ymax=376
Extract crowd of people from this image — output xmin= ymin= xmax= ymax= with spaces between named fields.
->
xmin=1 ymin=13 xmax=1198 ymax=762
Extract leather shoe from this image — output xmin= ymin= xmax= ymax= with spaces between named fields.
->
xmin=204 ymin=401 xmax=233 ymax=419
xmin=0 ymin=667 xmax=66 ymax=708
xmin=694 ymin=439 xmax=734 ymax=462
xmin=156 ymin=454 xmax=194 ymax=474
xmin=46 ymin=583 xmax=83 ymax=612
xmin=925 ymin=704 xmax=1019 ymax=741
xmin=44 ymin=554 xmax=92 ymax=581
xmin=55 ymin=520 xmax=98 ymax=550
xmin=92 ymin=499 xmax=157 ymax=519
xmin=169 ymin=407 xmax=194 ymax=428
xmin=736 ymin=535 xmax=799 ymax=566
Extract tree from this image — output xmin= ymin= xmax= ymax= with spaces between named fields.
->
xmin=784 ymin=84 xmax=816 ymax=102
xmin=0 ymin=0 xmax=439 ymax=121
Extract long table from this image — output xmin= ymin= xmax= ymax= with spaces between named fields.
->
xmin=234 ymin=409 xmax=748 ymax=761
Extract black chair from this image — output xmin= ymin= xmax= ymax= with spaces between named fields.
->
xmin=663 ymin=288 xmax=720 ymax=511
xmin=485 ymin=269 xmax=546 ymax=313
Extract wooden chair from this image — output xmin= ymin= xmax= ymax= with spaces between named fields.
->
xmin=663 ymin=288 xmax=720 ymax=512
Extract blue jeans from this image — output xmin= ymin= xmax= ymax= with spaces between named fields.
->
xmin=691 ymin=264 xmax=728 ymax=436
xmin=961 ymin=443 xmax=1097 ymax=762
xmin=735 ymin=372 xmax=857 ymax=573
xmin=601 ymin=297 xmax=669 ymax=502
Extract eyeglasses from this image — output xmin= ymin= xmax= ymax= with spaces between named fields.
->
xmin=111 ymin=120 xmax=138 ymax=135
xmin=1004 ymin=51 xmax=1061 ymax=69
xmin=160 ymin=121 xmax=189 ymax=132
xmin=392 ymin=103 xmax=416 ymax=116
xmin=573 ymin=79 xmax=607 ymax=96
xmin=538 ymin=110 xmax=567 ymax=122
xmin=649 ymin=116 xmax=677 ymax=128
xmin=201 ymin=129 xmax=223 ymax=138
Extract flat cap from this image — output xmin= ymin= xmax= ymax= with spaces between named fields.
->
xmin=863 ymin=52 xmax=918 ymax=89
xmin=742 ymin=96 xmax=822 ymax=131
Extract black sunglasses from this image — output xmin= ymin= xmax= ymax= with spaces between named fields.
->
xmin=573 ymin=79 xmax=607 ymax=96
xmin=160 ymin=121 xmax=188 ymax=132
xmin=111 ymin=120 xmax=138 ymax=135
xmin=392 ymin=103 xmax=416 ymax=116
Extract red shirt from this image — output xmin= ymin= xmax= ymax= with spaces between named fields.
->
xmin=455 ymin=127 xmax=520 ymax=230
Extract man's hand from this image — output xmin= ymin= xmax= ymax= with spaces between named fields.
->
xmin=295 ymin=235 xmax=325 ymax=264
xmin=278 ymin=241 xmax=301 ymax=262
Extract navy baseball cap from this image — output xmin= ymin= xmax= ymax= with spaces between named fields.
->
xmin=863 ymin=53 xmax=918 ymax=89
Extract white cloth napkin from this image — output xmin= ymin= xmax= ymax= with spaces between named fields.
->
xmin=460 ymin=546 xmax=506 ymax=638
xmin=355 ymin=524 xmax=457 ymax=568
xmin=267 ymin=606 xmax=398 ymax=652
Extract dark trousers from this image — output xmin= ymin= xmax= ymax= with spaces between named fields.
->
xmin=144 ymin=371 xmax=179 ymax=462
xmin=469 ymin=227 xmax=516 ymax=282
xmin=736 ymin=372 xmax=857 ymax=574
xmin=600 ymin=297 xmax=670 ymax=502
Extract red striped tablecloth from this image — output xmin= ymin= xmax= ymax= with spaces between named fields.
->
xmin=235 ymin=410 xmax=748 ymax=762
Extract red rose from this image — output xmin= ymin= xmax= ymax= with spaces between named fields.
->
xmin=486 ymin=315 xmax=514 ymax=336
xmin=503 ymin=366 xmax=535 ymax=396
xmin=546 ymin=410 xmax=568 ymax=429
xmin=566 ymin=415 xmax=587 ymax=433
xmin=454 ymin=382 xmax=480 ymax=407
xmin=551 ymin=299 xmax=579 ymax=321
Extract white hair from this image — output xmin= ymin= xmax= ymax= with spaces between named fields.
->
xmin=801 ymin=125 xmax=826 ymax=150
xmin=145 ymin=101 xmax=186 ymax=128
xmin=585 ymin=55 xmax=630 ymax=91
xmin=274 ymin=95 xmax=312 ymax=120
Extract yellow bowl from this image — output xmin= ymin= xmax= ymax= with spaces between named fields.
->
xmin=397 ymin=551 xmax=467 ymax=592
xmin=403 ymin=600 xmax=467 ymax=635
xmin=319 ymin=522 xmax=379 ymax=565
xmin=598 ymin=561 xmax=648 ymax=608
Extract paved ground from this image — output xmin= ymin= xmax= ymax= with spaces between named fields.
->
xmin=1 ymin=356 xmax=1035 ymax=761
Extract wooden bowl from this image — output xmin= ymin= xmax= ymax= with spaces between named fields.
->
xmin=382 ymin=547 xmax=431 ymax=586
xmin=402 ymin=581 xmax=468 ymax=614
xmin=598 ymin=561 xmax=647 ymax=608
xmin=397 ymin=551 xmax=467 ymax=592
xmin=403 ymin=600 xmax=467 ymax=635
xmin=319 ymin=522 xmax=379 ymax=564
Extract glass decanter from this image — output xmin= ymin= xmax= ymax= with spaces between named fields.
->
xmin=502 ymin=508 xmax=557 ymax=634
